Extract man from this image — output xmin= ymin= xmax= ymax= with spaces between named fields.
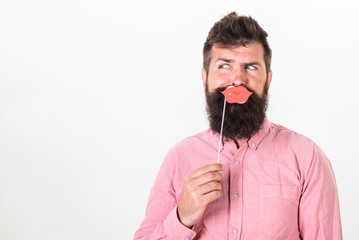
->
xmin=134 ymin=12 xmax=342 ymax=240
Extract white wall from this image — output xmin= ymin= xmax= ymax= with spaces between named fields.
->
xmin=0 ymin=0 xmax=358 ymax=239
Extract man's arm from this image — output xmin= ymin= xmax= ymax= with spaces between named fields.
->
xmin=133 ymin=151 xmax=196 ymax=240
xmin=298 ymin=144 xmax=342 ymax=239
xmin=134 ymin=149 xmax=224 ymax=240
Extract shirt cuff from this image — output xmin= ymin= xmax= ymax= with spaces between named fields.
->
xmin=163 ymin=207 xmax=198 ymax=240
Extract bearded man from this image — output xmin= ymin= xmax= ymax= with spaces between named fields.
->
xmin=134 ymin=12 xmax=342 ymax=240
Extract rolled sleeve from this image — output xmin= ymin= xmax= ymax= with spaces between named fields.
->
xmin=163 ymin=207 xmax=197 ymax=240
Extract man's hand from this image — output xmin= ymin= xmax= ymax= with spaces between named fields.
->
xmin=177 ymin=163 xmax=225 ymax=228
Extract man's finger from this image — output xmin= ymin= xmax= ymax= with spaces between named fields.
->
xmin=189 ymin=163 xmax=225 ymax=179
xmin=194 ymin=171 xmax=223 ymax=186
xmin=202 ymin=190 xmax=222 ymax=205
xmin=198 ymin=181 xmax=222 ymax=195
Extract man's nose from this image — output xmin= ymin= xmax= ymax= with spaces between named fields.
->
xmin=230 ymin=69 xmax=247 ymax=86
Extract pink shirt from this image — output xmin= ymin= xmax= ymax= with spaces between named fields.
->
xmin=134 ymin=118 xmax=342 ymax=240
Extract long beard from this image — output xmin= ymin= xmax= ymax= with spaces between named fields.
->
xmin=205 ymin=86 xmax=268 ymax=140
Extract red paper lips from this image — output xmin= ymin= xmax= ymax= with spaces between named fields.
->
xmin=221 ymin=86 xmax=253 ymax=104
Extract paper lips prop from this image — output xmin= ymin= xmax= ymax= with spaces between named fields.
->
xmin=221 ymin=86 xmax=253 ymax=104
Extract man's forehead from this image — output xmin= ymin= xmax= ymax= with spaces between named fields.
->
xmin=211 ymin=42 xmax=264 ymax=60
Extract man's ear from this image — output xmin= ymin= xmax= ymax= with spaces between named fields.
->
xmin=267 ymin=70 xmax=273 ymax=91
xmin=201 ymin=68 xmax=207 ymax=91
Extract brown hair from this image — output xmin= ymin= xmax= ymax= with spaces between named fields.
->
xmin=203 ymin=12 xmax=272 ymax=75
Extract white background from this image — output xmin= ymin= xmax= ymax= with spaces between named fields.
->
xmin=0 ymin=0 xmax=358 ymax=239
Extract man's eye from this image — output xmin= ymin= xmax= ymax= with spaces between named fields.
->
xmin=219 ymin=64 xmax=230 ymax=69
xmin=246 ymin=65 xmax=257 ymax=70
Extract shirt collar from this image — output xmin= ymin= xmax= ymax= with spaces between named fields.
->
xmin=247 ymin=117 xmax=270 ymax=150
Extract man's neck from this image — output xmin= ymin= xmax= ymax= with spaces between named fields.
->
xmin=235 ymin=138 xmax=246 ymax=149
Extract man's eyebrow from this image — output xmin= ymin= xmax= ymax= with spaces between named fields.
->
xmin=215 ymin=59 xmax=262 ymax=66
xmin=215 ymin=58 xmax=234 ymax=63
xmin=245 ymin=61 xmax=261 ymax=66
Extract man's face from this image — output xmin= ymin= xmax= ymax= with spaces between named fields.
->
xmin=202 ymin=42 xmax=273 ymax=141
xmin=202 ymin=42 xmax=272 ymax=96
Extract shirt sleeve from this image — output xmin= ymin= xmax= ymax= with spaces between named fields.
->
xmin=133 ymin=149 xmax=199 ymax=240
xmin=298 ymin=144 xmax=342 ymax=239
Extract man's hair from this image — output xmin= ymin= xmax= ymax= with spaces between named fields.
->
xmin=203 ymin=12 xmax=272 ymax=75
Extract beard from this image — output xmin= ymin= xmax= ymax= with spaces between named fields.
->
xmin=205 ymin=85 xmax=268 ymax=141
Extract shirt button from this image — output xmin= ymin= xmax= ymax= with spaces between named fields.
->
xmin=234 ymin=159 xmax=240 ymax=165
xmin=251 ymin=143 xmax=256 ymax=148
xmin=232 ymin=227 xmax=238 ymax=234
xmin=224 ymin=137 xmax=229 ymax=142
xmin=185 ymin=237 xmax=190 ymax=240
xmin=233 ymin=192 xmax=238 ymax=198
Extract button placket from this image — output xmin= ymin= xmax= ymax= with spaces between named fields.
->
xmin=229 ymin=144 xmax=247 ymax=238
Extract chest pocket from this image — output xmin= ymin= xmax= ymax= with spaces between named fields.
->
xmin=259 ymin=184 xmax=301 ymax=238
